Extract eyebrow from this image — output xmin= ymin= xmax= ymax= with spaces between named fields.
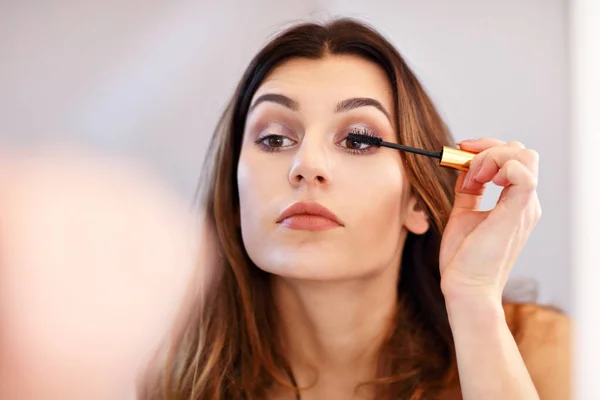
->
xmin=249 ymin=93 xmax=392 ymax=123
xmin=334 ymin=97 xmax=391 ymax=122
xmin=249 ymin=93 xmax=299 ymax=112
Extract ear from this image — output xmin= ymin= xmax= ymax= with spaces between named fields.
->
xmin=403 ymin=195 xmax=429 ymax=235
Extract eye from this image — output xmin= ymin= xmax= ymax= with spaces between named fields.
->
xmin=339 ymin=136 xmax=372 ymax=151
xmin=337 ymin=127 xmax=380 ymax=154
xmin=256 ymin=134 xmax=296 ymax=151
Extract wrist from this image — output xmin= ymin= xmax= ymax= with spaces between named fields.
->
xmin=441 ymin=276 xmax=502 ymax=315
xmin=440 ymin=272 xmax=503 ymax=304
xmin=443 ymin=288 xmax=506 ymax=328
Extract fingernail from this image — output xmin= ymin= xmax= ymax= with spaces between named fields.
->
xmin=457 ymin=139 xmax=475 ymax=144
xmin=461 ymin=163 xmax=481 ymax=191
xmin=461 ymin=169 xmax=472 ymax=191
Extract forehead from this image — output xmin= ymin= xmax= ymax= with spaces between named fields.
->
xmin=253 ymin=55 xmax=394 ymax=111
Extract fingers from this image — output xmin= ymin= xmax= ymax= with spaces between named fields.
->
xmin=453 ymin=172 xmax=486 ymax=211
xmin=458 ymin=137 xmax=526 ymax=151
xmin=452 ymin=139 xmax=539 ymax=213
xmin=457 ymin=138 xmax=506 ymax=152
xmin=462 ymin=146 xmax=539 ymax=193
xmin=452 ymin=139 xmax=504 ymax=210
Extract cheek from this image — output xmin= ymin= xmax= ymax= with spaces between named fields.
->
xmin=237 ymin=148 xmax=296 ymax=271
xmin=237 ymin=152 xmax=263 ymax=226
xmin=237 ymin=148 xmax=287 ymax=239
xmin=339 ymin=158 xmax=407 ymax=250
xmin=373 ymin=162 xmax=406 ymax=215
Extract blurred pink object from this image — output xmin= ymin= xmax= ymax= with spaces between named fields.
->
xmin=0 ymin=145 xmax=213 ymax=400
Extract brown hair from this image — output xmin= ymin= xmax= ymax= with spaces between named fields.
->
xmin=154 ymin=18 xmax=464 ymax=399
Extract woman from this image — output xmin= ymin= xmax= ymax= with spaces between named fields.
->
xmin=0 ymin=17 xmax=569 ymax=400
xmin=148 ymin=18 xmax=570 ymax=400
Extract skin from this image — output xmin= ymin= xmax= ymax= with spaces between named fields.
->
xmin=238 ymin=56 xmax=429 ymax=398
xmin=237 ymin=55 xmax=569 ymax=399
xmin=0 ymin=56 xmax=570 ymax=399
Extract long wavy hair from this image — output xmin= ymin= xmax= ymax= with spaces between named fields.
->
xmin=150 ymin=18 xmax=479 ymax=400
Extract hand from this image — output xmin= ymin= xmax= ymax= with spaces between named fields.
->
xmin=0 ymin=146 xmax=213 ymax=399
xmin=439 ymin=138 xmax=541 ymax=302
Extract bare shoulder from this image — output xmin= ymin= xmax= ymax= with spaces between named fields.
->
xmin=503 ymin=302 xmax=572 ymax=399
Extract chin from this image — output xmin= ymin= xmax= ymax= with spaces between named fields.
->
xmin=252 ymin=251 xmax=375 ymax=282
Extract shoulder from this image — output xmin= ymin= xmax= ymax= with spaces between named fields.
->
xmin=503 ymin=302 xmax=571 ymax=400
xmin=503 ymin=302 xmax=570 ymax=338
xmin=502 ymin=302 xmax=571 ymax=347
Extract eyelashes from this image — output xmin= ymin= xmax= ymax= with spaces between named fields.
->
xmin=255 ymin=134 xmax=295 ymax=152
xmin=342 ymin=127 xmax=380 ymax=154
xmin=254 ymin=127 xmax=382 ymax=155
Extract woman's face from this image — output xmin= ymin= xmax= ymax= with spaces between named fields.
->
xmin=237 ymin=55 xmax=429 ymax=281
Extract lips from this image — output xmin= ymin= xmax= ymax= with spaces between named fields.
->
xmin=277 ymin=201 xmax=344 ymax=229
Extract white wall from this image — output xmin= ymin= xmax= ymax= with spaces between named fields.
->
xmin=0 ymin=1 xmax=320 ymax=189
xmin=571 ymin=0 xmax=600 ymax=397
xmin=0 ymin=2 xmax=570 ymax=311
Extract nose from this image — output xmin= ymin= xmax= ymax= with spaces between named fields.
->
xmin=288 ymin=136 xmax=332 ymax=188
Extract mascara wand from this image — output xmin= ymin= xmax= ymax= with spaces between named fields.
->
xmin=347 ymin=133 xmax=476 ymax=172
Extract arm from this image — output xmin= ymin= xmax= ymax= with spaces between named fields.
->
xmin=438 ymin=138 xmax=549 ymax=399
xmin=443 ymin=294 xmax=539 ymax=400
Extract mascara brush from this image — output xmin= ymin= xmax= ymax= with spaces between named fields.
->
xmin=347 ymin=133 xmax=476 ymax=172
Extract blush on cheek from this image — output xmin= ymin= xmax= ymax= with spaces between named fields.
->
xmin=365 ymin=180 xmax=405 ymax=233
xmin=346 ymin=158 xmax=407 ymax=246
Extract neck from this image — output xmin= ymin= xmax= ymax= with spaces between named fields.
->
xmin=271 ymin=266 xmax=400 ymax=390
